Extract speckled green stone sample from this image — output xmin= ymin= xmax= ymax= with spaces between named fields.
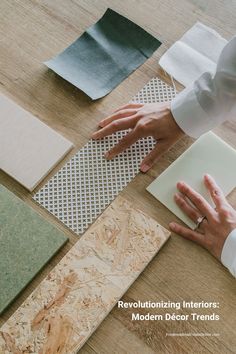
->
xmin=0 ymin=185 xmax=68 ymax=314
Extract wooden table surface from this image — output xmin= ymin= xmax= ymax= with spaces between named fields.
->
xmin=0 ymin=1 xmax=236 ymax=353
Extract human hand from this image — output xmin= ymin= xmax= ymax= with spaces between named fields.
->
xmin=169 ymin=174 xmax=236 ymax=260
xmin=92 ymin=102 xmax=184 ymax=172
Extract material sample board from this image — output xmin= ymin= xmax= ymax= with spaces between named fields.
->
xmin=0 ymin=185 xmax=68 ymax=314
xmin=0 ymin=196 xmax=170 ymax=353
xmin=147 ymin=132 xmax=236 ymax=228
xmin=45 ymin=8 xmax=161 ymax=99
xmin=33 ymin=78 xmax=176 ymax=235
xmin=0 ymin=94 xmax=73 ymax=191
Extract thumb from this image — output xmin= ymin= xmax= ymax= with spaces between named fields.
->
xmin=140 ymin=142 xmax=169 ymax=173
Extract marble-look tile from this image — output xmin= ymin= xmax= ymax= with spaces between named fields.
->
xmin=0 ymin=94 xmax=73 ymax=191
xmin=0 ymin=185 xmax=68 ymax=315
xmin=0 ymin=196 xmax=170 ymax=353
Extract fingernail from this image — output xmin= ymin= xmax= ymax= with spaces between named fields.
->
xmin=174 ymin=193 xmax=179 ymax=200
xmin=99 ymin=120 xmax=105 ymax=127
xmin=105 ymin=151 xmax=111 ymax=159
xmin=204 ymin=173 xmax=211 ymax=179
xmin=177 ymin=181 xmax=184 ymax=188
xmin=169 ymin=222 xmax=176 ymax=230
xmin=92 ymin=132 xmax=98 ymax=139
xmin=140 ymin=164 xmax=150 ymax=173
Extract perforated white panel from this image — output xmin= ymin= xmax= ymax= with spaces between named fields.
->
xmin=33 ymin=78 xmax=176 ymax=235
xmin=132 ymin=77 xmax=176 ymax=103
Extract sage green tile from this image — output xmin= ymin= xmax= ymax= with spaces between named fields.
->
xmin=0 ymin=185 xmax=68 ymax=314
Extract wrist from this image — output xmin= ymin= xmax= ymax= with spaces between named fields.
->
xmin=167 ymin=105 xmax=185 ymax=139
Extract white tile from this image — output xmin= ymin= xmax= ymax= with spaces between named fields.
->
xmin=0 ymin=94 xmax=73 ymax=191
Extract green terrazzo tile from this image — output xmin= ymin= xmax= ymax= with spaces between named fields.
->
xmin=0 ymin=185 xmax=68 ymax=314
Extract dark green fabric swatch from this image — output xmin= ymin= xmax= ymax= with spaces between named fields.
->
xmin=0 ymin=185 xmax=68 ymax=314
xmin=45 ymin=8 xmax=161 ymax=99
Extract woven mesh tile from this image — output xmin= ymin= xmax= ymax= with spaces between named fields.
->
xmin=33 ymin=78 xmax=176 ymax=235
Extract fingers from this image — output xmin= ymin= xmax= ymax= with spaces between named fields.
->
xmin=140 ymin=142 xmax=169 ymax=173
xmin=169 ymin=222 xmax=205 ymax=247
xmin=174 ymin=193 xmax=201 ymax=222
xmin=92 ymin=117 xmax=136 ymax=139
xmin=105 ymin=128 xmax=142 ymax=159
xmin=204 ymin=174 xmax=228 ymax=209
xmin=177 ymin=181 xmax=214 ymax=220
xmin=99 ymin=106 xmax=142 ymax=128
xmin=114 ymin=103 xmax=144 ymax=113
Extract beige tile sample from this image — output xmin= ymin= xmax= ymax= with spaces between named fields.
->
xmin=0 ymin=94 xmax=73 ymax=191
xmin=0 ymin=196 xmax=170 ymax=353
xmin=147 ymin=132 xmax=236 ymax=229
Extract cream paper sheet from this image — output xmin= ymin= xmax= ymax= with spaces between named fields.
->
xmin=159 ymin=22 xmax=227 ymax=86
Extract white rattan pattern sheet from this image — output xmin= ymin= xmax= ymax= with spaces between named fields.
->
xmin=33 ymin=78 xmax=177 ymax=235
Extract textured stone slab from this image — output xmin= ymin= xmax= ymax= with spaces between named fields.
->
xmin=0 ymin=94 xmax=73 ymax=191
xmin=0 ymin=196 xmax=170 ymax=353
xmin=0 ymin=185 xmax=68 ymax=314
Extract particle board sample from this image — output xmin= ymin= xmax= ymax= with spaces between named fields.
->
xmin=147 ymin=132 xmax=236 ymax=229
xmin=0 ymin=185 xmax=68 ymax=314
xmin=0 ymin=196 xmax=170 ymax=353
xmin=0 ymin=94 xmax=73 ymax=191
xmin=45 ymin=8 xmax=161 ymax=99
xmin=33 ymin=78 xmax=176 ymax=235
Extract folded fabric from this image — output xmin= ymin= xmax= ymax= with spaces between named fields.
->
xmin=45 ymin=8 xmax=161 ymax=99
xmin=159 ymin=22 xmax=227 ymax=86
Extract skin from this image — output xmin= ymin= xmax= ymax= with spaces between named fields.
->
xmin=169 ymin=174 xmax=236 ymax=260
xmin=92 ymin=102 xmax=184 ymax=172
xmin=92 ymin=103 xmax=236 ymax=261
